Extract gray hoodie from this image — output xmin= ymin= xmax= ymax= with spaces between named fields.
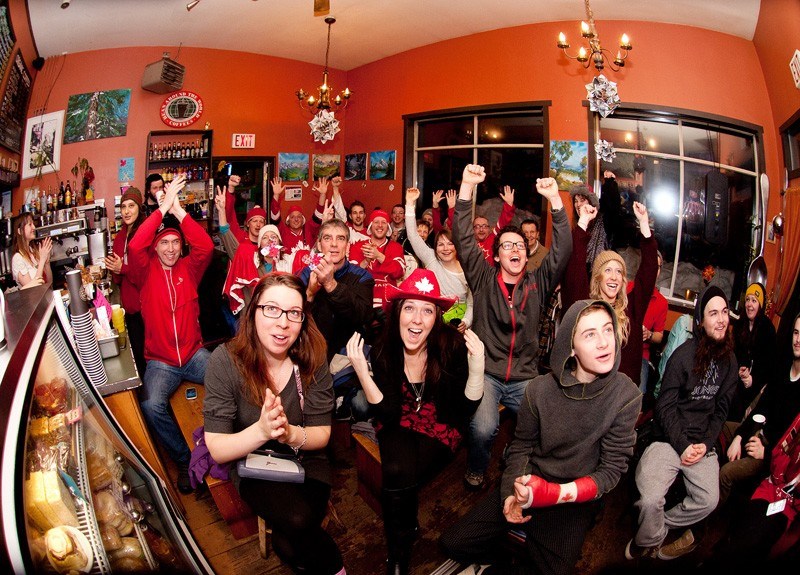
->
xmin=501 ymin=299 xmax=642 ymax=500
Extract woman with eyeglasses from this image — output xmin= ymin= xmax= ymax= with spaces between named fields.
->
xmin=11 ymin=212 xmax=52 ymax=288
xmin=403 ymin=186 xmax=473 ymax=331
xmin=346 ymin=268 xmax=485 ymax=575
xmin=203 ymin=273 xmax=345 ymax=575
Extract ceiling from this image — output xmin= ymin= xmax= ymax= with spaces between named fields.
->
xmin=27 ymin=0 xmax=761 ymax=71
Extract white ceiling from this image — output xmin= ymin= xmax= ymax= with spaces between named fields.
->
xmin=27 ymin=0 xmax=761 ymax=70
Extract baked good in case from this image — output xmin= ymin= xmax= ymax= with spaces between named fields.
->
xmin=107 ymin=536 xmax=148 ymax=572
xmin=44 ymin=526 xmax=93 ymax=574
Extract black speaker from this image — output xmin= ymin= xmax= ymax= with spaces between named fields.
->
xmin=32 ymin=57 xmax=45 ymax=71
xmin=704 ymin=170 xmax=729 ymax=245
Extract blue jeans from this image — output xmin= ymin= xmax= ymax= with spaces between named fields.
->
xmin=466 ymin=373 xmax=531 ymax=475
xmin=140 ymin=348 xmax=210 ymax=466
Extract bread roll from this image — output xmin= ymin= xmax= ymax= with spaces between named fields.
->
xmin=45 ymin=526 xmax=90 ymax=573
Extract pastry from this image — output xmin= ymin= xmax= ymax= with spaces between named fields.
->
xmin=94 ymin=490 xmax=133 ymax=536
xmin=44 ymin=526 xmax=93 ymax=574
xmin=99 ymin=524 xmax=123 ymax=552
xmin=108 ymin=537 xmax=148 ymax=572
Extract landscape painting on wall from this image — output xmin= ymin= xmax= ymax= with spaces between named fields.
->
xmin=278 ymin=153 xmax=310 ymax=181
xmin=63 ymin=89 xmax=131 ymax=144
xmin=313 ymin=154 xmax=341 ymax=179
xmin=345 ymin=153 xmax=367 ymax=180
xmin=369 ymin=150 xmax=396 ymax=180
xmin=549 ymin=140 xmax=588 ymax=189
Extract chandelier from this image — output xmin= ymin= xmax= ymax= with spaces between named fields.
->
xmin=296 ymin=17 xmax=352 ymax=112
xmin=556 ymin=0 xmax=632 ymax=72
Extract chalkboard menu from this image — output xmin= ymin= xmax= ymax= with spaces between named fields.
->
xmin=0 ymin=51 xmax=29 ymax=152
xmin=0 ymin=3 xmax=14 ymax=85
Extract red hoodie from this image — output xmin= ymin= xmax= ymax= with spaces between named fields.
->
xmin=110 ymin=224 xmax=143 ymax=314
xmin=128 ymin=211 xmax=213 ymax=367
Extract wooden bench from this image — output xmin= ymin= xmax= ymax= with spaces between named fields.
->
xmin=170 ymin=382 xmax=261 ymax=543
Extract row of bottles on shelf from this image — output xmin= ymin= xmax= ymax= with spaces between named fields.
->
xmin=156 ymin=164 xmax=210 ymax=183
xmin=148 ymin=139 xmax=208 ymax=162
xmin=25 ymin=181 xmax=95 ymax=215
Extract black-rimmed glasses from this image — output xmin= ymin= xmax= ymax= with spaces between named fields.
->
xmin=256 ymin=304 xmax=305 ymax=323
xmin=498 ymin=241 xmax=526 ymax=251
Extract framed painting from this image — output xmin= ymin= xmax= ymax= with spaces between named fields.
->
xmin=549 ymin=140 xmax=588 ymax=189
xmin=278 ymin=153 xmax=309 ymax=182
xmin=369 ymin=150 xmax=396 ymax=180
xmin=313 ymin=154 xmax=340 ymax=179
xmin=63 ymin=88 xmax=131 ymax=143
xmin=21 ymin=110 xmax=64 ymax=179
xmin=345 ymin=153 xmax=366 ymax=180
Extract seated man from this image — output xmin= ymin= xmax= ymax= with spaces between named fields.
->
xmin=128 ymin=173 xmax=213 ymax=494
xmin=441 ymin=300 xmax=641 ymax=575
xmin=626 ymin=285 xmax=738 ymax=561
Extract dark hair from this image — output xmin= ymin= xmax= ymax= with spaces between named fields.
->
xmin=392 ymin=203 xmax=403 ymax=211
xmin=416 ymin=219 xmax=431 ymax=233
xmin=491 ymin=225 xmax=528 ymax=267
xmin=521 ymin=217 xmax=540 ymax=231
xmin=227 ymin=273 xmax=327 ymax=407
xmin=374 ymin=298 xmax=462 ymax=402
xmin=348 ymin=200 xmax=365 ymax=214
xmin=434 ymin=228 xmax=453 ymax=246
xmin=693 ymin=322 xmax=734 ymax=377
xmin=119 ymin=198 xmax=146 ymax=238
xmin=144 ymin=173 xmax=165 ymax=203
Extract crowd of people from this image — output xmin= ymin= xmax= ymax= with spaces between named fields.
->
xmin=9 ymin=163 xmax=799 ymax=574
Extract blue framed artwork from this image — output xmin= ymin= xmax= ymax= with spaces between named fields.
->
xmin=369 ymin=150 xmax=395 ymax=180
xmin=278 ymin=153 xmax=309 ymax=182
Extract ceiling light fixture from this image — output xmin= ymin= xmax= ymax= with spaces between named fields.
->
xmin=557 ymin=0 xmax=632 ymax=72
xmin=186 ymin=0 xmax=201 ymax=12
xmin=296 ymin=17 xmax=352 ymax=113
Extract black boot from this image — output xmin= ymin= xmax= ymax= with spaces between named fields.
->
xmin=382 ymin=486 xmax=418 ymax=575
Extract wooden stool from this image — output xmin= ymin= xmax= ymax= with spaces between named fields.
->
xmin=170 ymin=382 xmax=258 ymax=539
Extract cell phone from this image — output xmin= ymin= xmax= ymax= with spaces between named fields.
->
xmin=185 ymin=387 xmax=197 ymax=400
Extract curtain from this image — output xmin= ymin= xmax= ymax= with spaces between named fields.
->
xmin=776 ymin=186 xmax=800 ymax=316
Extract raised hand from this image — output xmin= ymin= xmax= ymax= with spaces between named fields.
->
xmin=331 ymin=175 xmax=343 ymax=189
xmin=313 ymin=176 xmax=329 ymax=196
xmin=38 ymin=237 xmax=53 ymax=261
xmin=465 ymin=328 xmax=485 ymax=375
xmin=271 ymin=176 xmax=285 ymax=199
xmin=345 ymin=331 xmax=370 ymax=378
xmin=160 ymin=174 xmax=184 ymax=214
xmin=446 ymin=189 xmax=457 ymax=208
xmin=406 ymin=187 xmax=421 ymax=206
xmin=462 ymin=164 xmax=486 ymax=185
xmin=431 ymin=189 xmax=443 ymax=206
xmin=214 ymin=186 xmax=227 ymax=210
xmin=535 ymin=177 xmax=559 ymax=199
xmin=633 ymin=201 xmax=648 ymax=223
xmin=500 ymin=185 xmax=515 ymax=206
xmin=320 ymin=200 xmax=335 ymax=223
xmin=227 ymin=174 xmax=241 ymax=191
xmin=577 ymin=203 xmax=598 ymax=230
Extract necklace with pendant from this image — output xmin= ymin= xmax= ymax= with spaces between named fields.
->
xmin=408 ymin=381 xmax=425 ymax=413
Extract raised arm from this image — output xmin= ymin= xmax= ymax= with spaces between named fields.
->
xmin=330 ymin=176 xmax=348 ymax=221
xmin=404 ymin=187 xmax=436 ymax=267
xmin=224 ymin=175 xmax=246 ymax=242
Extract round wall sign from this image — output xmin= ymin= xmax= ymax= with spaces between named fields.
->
xmin=160 ymin=91 xmax=204 ymax=128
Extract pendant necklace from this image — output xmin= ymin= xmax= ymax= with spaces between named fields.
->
xmin=408 ymin=381 xmax=425 ymax=413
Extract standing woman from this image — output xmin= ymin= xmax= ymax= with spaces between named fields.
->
xmin=203 ymin=273 xmax=345 ymax=575
xmin=346 ymin=269 xmax=485 ymax=575
xmin=403 ymin=187 xmax=473 ymax=331
xmin=11 ymin=212 xmax=52 ymax=288
xmin=105 ymin=187 xmax=147 ymax=376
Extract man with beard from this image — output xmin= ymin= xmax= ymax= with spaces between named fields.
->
xmin=626 ymin=285 xmax=738 ymax=561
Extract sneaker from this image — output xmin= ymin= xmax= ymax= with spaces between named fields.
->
xmin=657 ymin=529 xmax=696 ymax=560
xmin=463 ymin=471 xmax=485 ymax=490
xmin=624 ymin=539 xmax=658 ymax=560
xmin=177 ymin=464 xmax=194 ymax=494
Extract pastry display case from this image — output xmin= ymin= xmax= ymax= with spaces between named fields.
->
xmin=0 ymin=284 xmax=213 ymax=574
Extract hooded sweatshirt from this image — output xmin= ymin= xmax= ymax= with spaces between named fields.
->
xmin=501 ymin=299 xmax=642 ymax=500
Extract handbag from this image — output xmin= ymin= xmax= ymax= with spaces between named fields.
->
xmin=236 ymin=364 xmax=307 ymax=483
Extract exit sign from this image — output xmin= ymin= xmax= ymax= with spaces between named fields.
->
xmin=232 ymin=133 xmax=256 ymax=148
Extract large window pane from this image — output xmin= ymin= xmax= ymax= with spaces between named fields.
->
xmin=477 ymin=148 xmax=545 ymax=213
xmin=682 ymin=123 xmax=756 ymax=171
xmin=416 ymin=149 xmax=473 ymax=197
xmin=599 ymin=117 xmax=680 ymax=156
xmin=477 ymin=113 xmax=543 ymax=145
xmin=417 ymin=117 xmax=474 ymax=147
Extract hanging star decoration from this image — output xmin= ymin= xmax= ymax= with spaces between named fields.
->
xmin=594 ymin=139 xmax=616 ymax=162
xmin=586 ymin=75 xmax=620 ymax=118
xmin=309 ymin=110 xmax=341 ymax=143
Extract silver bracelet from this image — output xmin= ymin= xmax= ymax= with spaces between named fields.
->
xmin=291 ymin=426 xmax=307 ymax=455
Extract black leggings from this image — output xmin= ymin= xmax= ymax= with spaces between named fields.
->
xmin=239 ymin=477 xmax=343 ymax=574
xmin=126 ymin=311 xmax=147 ymax=378
xmin=378 ymin=426 xmax=453 ymax=490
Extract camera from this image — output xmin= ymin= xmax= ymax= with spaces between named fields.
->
xmin=60 ymin=0 xmax=70 ymax=9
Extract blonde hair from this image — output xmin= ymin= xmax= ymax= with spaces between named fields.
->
xmin=589 ymin=253 xmax=630 ymax=346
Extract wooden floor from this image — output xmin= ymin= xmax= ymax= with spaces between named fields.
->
xmin=168 ymin=421 xmax=734 ymax=575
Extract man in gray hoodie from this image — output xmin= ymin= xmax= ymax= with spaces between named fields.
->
xmin=441 ymin=299 xmax=642 ymax=575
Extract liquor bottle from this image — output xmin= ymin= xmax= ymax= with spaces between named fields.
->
xmin=47 ymin=187 xmax=54 ymax=212
xmin=64 ymin=181 xmax=72 ymax=208
xmin=58 ymin=181 xmax=65 ymax=209
xmin=148 ymin=142 xmax=153 ymax=162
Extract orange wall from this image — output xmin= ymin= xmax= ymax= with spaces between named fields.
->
xmin=10 ymin=15 xmax=792 ymax=292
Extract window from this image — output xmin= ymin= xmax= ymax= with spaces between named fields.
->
xmin=780 ymin=107 xmax=800 ymax=180
xmin=404 ymin=104 xmax=549 ymax=222
xmin=594 ymin=109 xmax=763 ymax=312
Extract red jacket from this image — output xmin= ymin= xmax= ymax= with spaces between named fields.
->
xmin=269 ymin=197 xmax=321 ymax=253
xmin=128 ymin=211 xmax=213 ymax=367
xmin=349 ymin=237 xmax=405 ymax=308
xmin=110 ymin=224 xmax=143 ymax=314
xmin=477 ymin=202 xmax=515 ymax=263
